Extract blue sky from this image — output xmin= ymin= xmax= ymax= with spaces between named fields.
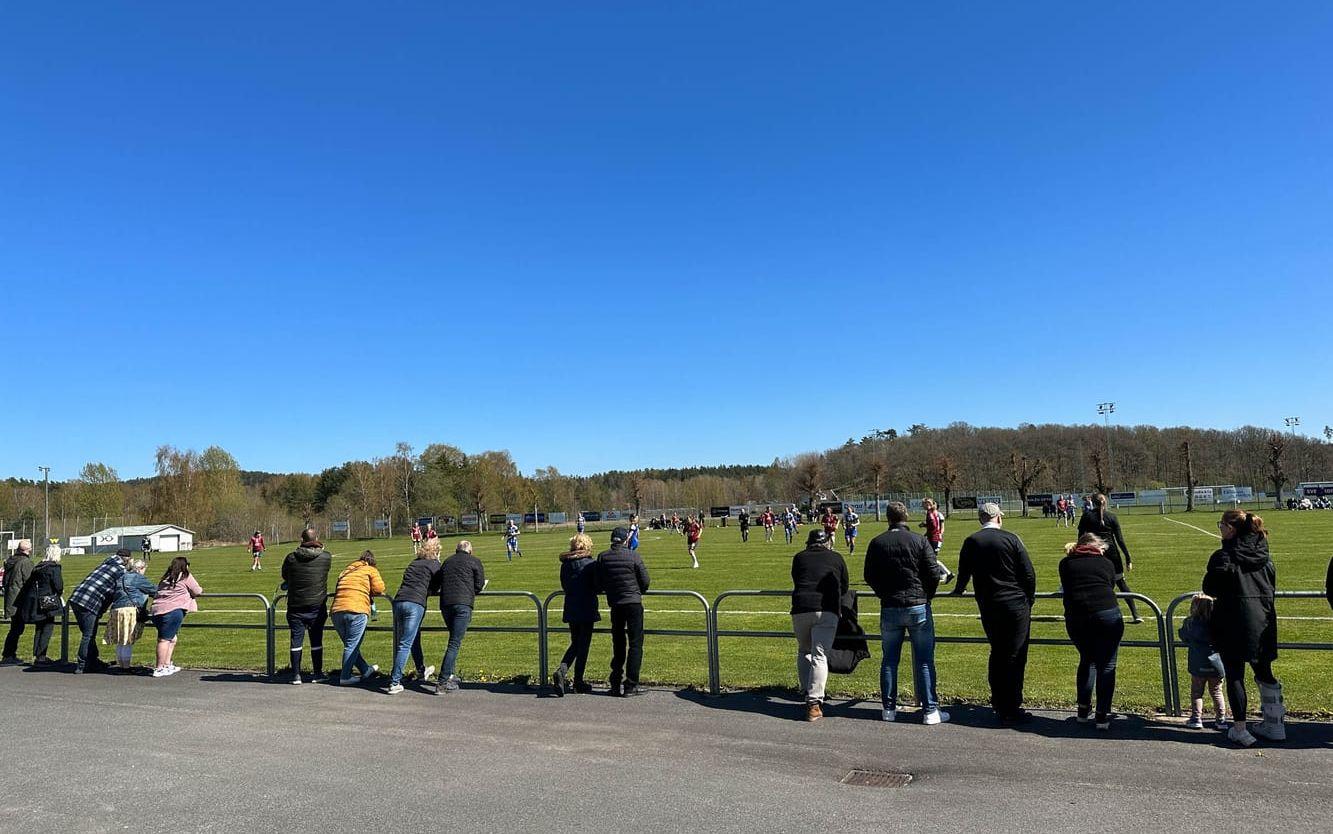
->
xmin=2 ymin=3 xmax=1331 ymax=481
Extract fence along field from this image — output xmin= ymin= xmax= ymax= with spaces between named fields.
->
xmin=18 ymin=510 xmax=1333 ymax=717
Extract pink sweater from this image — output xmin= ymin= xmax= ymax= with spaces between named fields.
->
xmin=152 ymin=575 xmax=203 ymax=615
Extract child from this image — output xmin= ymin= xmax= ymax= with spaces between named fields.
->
xmin=1178 ymin=594 xmax=1231 ymax=730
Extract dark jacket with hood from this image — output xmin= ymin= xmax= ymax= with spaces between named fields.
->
xmin=595 ymin=537 xmax=649 ymax=606
xmin=863 ymin=524 xmax=941 ymax=608
xmin=560 ymin=551 xmax=601 ymax=623
xmin=16 ymin=560 xmax=63 ymax=624
xmin=282 ymin=545 xmax=333 ymax=610
xmin=3 ymin=550 xmax=34 ymax=618
xmin=790 ymin=543 xmax=850 ymax=615
xmin=1201 ymin=531 xmax=1277 ymax=663
xmin=438 ymin=550 xmax=486 ymax=608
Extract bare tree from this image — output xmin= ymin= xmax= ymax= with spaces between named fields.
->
xmin=1088 ymin=451 xmax=1109 ymax=496
xmin=792 ymin=455 xmax=824 ymax=513
xmin=1180 ymin=440 xmax=1197 ymax=512
xmin=628 ymin=473 xmax=646 ymax=517
xmin=1009 ymin=452 xmax=1048 ymax=517
xmin=395 ymin=442 xmax=415 ymax=524
xmin=1268 ymin=433 xmax=1287 ymax=509
xmin=867 ymin=458 xmax=887 ymax=521
xmin=934 ymin=456 xmax=958 ymax=519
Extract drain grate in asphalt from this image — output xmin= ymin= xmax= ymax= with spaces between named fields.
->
xmin=840 ymin=769 xmax=913 ymax=788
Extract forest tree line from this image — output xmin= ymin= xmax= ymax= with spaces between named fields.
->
xmin=2 ymin=422 xmax=1330 ymax=543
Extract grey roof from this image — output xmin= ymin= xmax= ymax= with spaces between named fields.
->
xmin=93 ymin=524 xmax=196 ymax=537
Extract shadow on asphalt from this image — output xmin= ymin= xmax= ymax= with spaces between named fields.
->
xmin=673 ymin=689 xmax=1333 ymax=749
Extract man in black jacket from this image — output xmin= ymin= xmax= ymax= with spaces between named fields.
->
xmin=281 ymin=529 xmax=333 ymax=684
xmin=864 ymin=502 xmax=948 ymax=724
xmin=595 ymin=527 xmax=650 ymax=696
xmin=951 ymin=502 xmax=1036 ymax=723
xmin=436 ymin=540 xmax=487 ymax=693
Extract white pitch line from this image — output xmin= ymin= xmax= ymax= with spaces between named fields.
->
xmin=1162 ymin=516 xmax=1221 ymax=539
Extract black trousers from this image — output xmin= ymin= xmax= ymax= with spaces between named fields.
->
xmin=2 ymin=615 xmax=50 ymax=658
xmin=560 ymin=621 xmax=595 ymax=684
xmin=979 ymin=600 xmax=1031 ymax=717
xmin=609 ymin=603 xmax=645 ymax=687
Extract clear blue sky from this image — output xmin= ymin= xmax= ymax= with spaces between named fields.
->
xmin=3 ymin=3 xmax=1331 ymax=481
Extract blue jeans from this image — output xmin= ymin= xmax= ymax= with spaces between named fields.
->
xmin=71 ymin=602 xmax=103 ymax=668
xmin=439 ymin=604 xmax=473 ymax=680
xmin=331 ymin=611 xmax=372 ymax=680
xmin=880 ymin=604 xmax=939 ymax=711
xmin=390 ymin=601 xmax=426 ymax=685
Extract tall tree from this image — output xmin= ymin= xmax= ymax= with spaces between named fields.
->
xmin=934 ymin=456 xmax=959 ymax=518
xmin=1088 ymin=451 xmax=1109 ymax=495
xmin=73 ymin=462 xmax=123 ymax=521
xmin=1180 ymin=440 xmax=1197 ymax=512
xmin=1009 ymin=452 xmax=1048 ymax=517
xmin=867 ymin=458 xmax=887 ymax=521
xmin=1267 ymin=433 xmax=1287 ymax=509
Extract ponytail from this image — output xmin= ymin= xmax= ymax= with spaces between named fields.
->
xmin=1093 ymin=492 xmax=1108 ymax=527
xmin=1220 ymin=509 xmax=1268 ymax=538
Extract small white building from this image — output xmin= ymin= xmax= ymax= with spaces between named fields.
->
xmin=92 ymin=524 xmax=195 ymax=554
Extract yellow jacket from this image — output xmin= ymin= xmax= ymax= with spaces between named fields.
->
xmin=330 ymin=560 xmax=386 ymax=615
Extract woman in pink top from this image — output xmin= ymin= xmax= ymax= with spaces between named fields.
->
xmin=150 ymin=556 xmax=203 ymax=678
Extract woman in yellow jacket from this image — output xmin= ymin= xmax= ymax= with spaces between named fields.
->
xmin=330 ymin=550 xmax=386 ymax=685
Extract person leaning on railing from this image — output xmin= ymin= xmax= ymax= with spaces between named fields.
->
xmin=67 ymin=547 xmax=132 ymax=674
xmin=330 ymin=550 xmax=386 ymax=686
xmin=595 ymin=527 xmax=649 ymax=697
xmin=434 ymin=540 xmax=486 ymax=694
xmin=105 ymin=558 xmax=157 ymax=672
xmin=388 ymin=537 xmax=441 ymax=694
xmin=151 ymin=556 xmax=203 ymax=678
xmin=1057 ymin=533 xmax=1124 ymax=730
xmin=281 ymin=529 xmax=334 ymax=685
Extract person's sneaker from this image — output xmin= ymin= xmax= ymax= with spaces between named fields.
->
xmin=1215 ymin=718 xmax=1232 ymax=731
xmin=1095 ymin=717 xmax=1111 ymax=731
xmin=152 ymin=667 xmax=172 ymax=678
xmin=1228 ymin=724 xmax=1256 ymax=748
xmin=923 ymin=709 xmax=950 ymax=725
xmin=442 ymin=675 xmax=460 ymax=692
xmin=0 ymin=655 xmax=22 ymax=666
xmin=422 ymin=665 xmax=436 ymax=682
xmin=32 ymin=656 xmax=52 ymax=667
xmin=881 ymin=708 xmax=897 ymax=722
xmin=387 ymin=683 xmax=404 ymax=695
xmin=1131 ymin=617 xmax=1145 ymax=624
xmin=339 ymin=675 xmax=363 ymax=686
xmin=1076 ymin=706 xmax=1093 ymax=724
xmin=806 ymin=701 xmax=824 ymax=722
xmin=291 ymin=673 xmax=303 ymax=686
xmin=362 ymin=665 xmax=381 ymax=682
xmin=1184 ymin=715 xmax=1204 ymax=729
xmin=73 ymin=665 xmax=85 ymax=675
xmin=622 ymin=684 xmax=647 ymax=697
xmin=166 ymin=665 xmax=181 ymax=675
xmin=608 ymin=684 xmax=622 ymax=697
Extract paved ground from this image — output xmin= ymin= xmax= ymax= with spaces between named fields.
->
xmin=1 ymin=665 xmax=1331 ymax=833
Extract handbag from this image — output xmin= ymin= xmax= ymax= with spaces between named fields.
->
xmin=38 ymin=593 xmax=61 ymax=613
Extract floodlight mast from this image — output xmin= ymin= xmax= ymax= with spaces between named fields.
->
xmin=1096 ymin=403 xmax=1116 ymax=492
xmin=38 ymin=466 xmax=50 ymax=545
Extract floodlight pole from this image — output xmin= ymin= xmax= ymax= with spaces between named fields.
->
xmin=1285 ymin=417 xmax=1301 ymax=486
xmin=38 ymin=466 xmax=50 ymax=545
xmin=1096 ymin=403 xmax=1116 ymax=491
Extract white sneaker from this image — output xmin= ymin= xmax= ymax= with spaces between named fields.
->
xmin=387 ymin=683 xmax=404 ymax=695
xmin=422 ymin=665 xmax=436 ymax=681
xmin=881 ymin=708 xmax=897 ymax=722
xmin=923 ymin=709 xmax=950 ymax=725
xmin=1184 ymin=715 xmax=1204 ymax=729
xmin=152 ymin=667 xmax=171 ymax=678
xmin=291 ymin=674 xmax=302 ymax=686
xmin=167 ymin=664 xmax=180 ymax=675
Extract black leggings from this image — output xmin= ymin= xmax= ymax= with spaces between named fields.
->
xmin=1223 ymin=657 xmax=1276 ymax=721
xmin=1114 ymin=577 xmax=1139 ymax=619
xmin=560 ymin=622 xmax=595 ymax=684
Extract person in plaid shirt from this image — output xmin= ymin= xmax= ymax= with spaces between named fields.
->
xmin=68 ymin=548 xmax=132 ymax=673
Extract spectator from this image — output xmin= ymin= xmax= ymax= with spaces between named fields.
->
xmin=151 ymin=556 xmax=203 ymax=678
xmin=4 ymin=543 xmax=62 ymax=665
xmin=738 ymin=508 xmax=750 ymax=543
xmin=1 ymin=539 xmax=35 ymax=664
xmin=790 ymin=529 xmax=849 ymax=722
xmin=330 ymin=550 xmax=386 ymax=686
xmin=552 ymin=532 xmax=599 ymax=696
xmin=1078 ymin=493 xmax=1142 ymax=623
xmin=1057 ymin=533 xmax=1124 ymax=730
xmin=1178 ymin=594 xmax=1231 ymax=730
xmin=595 ymin=527 xmax=649 ymax=697
xmin=281 ymin=529 xmax=334 ymax=685
xmin=1203 ymin=510 xmax=1282 ymax=747
xmin=66 ymin=548 xmax=132 ymax=673
xmin=951 ymin=503 xmax=1036 ymax=724
xmin=388 ymin=537 xmax=441 ymax=694
xmin=863 ymin=502 xmax=947 ymax=724
xmin=434 ymin=540 xmax=486 ymax=694
xmin=104 ymin=558 xmax=157 ymax=672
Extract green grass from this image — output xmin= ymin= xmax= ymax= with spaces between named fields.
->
xmin=48 ymin=511 xmax=1333 ymax=716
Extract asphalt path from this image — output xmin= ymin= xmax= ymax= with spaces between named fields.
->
xmin=1 ymin=665 xmax=1331 ymax=833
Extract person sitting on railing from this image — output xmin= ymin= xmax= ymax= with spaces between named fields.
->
xmin=3 ymin=543 xmax=62 ymax=667
xmin=281 ymin=529 xmax=334 ymax=685
xmin=387 ymin=537 xmax=441 ymax=695
xmin=595 ymin=527 xmax=649 ymax=697
xmin=67 ymin=548 xmax=132 ymax=674
xmin=1057 ymin=533 xmax=1124 ymax=731
xmin=1202 ymin=510 xmax=1282 ymax=747
xmin=330 ymin=550 xmax=386 ymax=686
xmin=951 ymin=502 xmax=1036 ymax=725
xmin=104 ymin=558 xmax=157 ymax=672
xmin=1178 ymin=594 xmax=1231 ymax=731
xmin=434 ymin=540 xmax=486 ymax=694
xmin=151 ymin=556 xmax=203 ymax=679
xmin=552 ymin=533 xmax=599 ymax=696
xmin=863 ymin=501 xmax=947 ymax=725
xmin=790 ymin=528 xmax=849 ymax=722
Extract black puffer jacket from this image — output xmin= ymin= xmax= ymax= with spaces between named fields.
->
xmin=1202 ymin=532 xmax=1277 ymax=663
xmin=863 ymin=524 xmax=940 ymax=607
xmin=282 ymin=546 xmax=333 ymax=610
xmin=439 ymin=551 xmax=486 ymax=608
xmin=595 ymin=545 xmax=649 ymax=606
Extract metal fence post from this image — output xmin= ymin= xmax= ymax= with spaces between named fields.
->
xmin=265 ymin=598 xmax=276 ymax=678
xmin=59 ymin=601 xmax=69 ymax=663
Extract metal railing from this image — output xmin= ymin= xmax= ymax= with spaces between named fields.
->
xmin=1163 ymin=590 xmax=1332 ymax=716
xmin=273 ymin=590 xmax=547 ymax=683
xmin=543 ymin=589 xmax=714 ymax=690
xmin=711 ymin=590 xmax=1171 ymax=708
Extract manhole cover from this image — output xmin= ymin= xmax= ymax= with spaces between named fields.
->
xmin=840 ymin=769 xmax=913 ymax=788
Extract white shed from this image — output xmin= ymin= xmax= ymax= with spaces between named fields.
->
xmin=92 ymin=524 xmax=196 ymax=554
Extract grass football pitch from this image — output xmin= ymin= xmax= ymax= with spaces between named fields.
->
xmin=42 ymin=511 xmax=1333 ymax=716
